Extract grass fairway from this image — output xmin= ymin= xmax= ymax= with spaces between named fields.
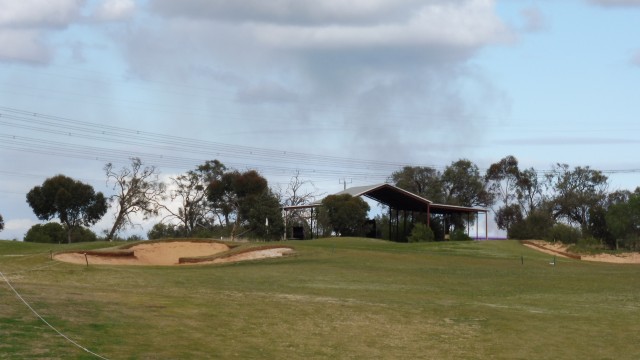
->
xmin=1 ymin=238 xmax=639 ymax=359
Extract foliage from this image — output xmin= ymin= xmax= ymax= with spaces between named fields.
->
xmin=442 ymin=159 xmax=493 ymax=208
xmin=0 ymin=214 xmax=3 ymax=232
xmin=26 ymin=174 xmax=107 ymax=243
xmin=24 ymin=222 xmax=65 ymax=243
xmin=390 ymin=166 xmax=443 ymax=202
xmin=24 ymin=222 xmax=96 ymax=243
xmin=508 ymin=206 xmax=554 ymax=240
xmin=160 ymin=161 xmax=226 ymax=236
xmin=318 ymin=194 xmax=370 ymax=236
xmin=494 ymin=203 xmax=523 ymax=231
xmin=208 ymin=169 xmax=276 ymax=239
xmin=449 ymin=228 xmax=472 ymax=241
xmin=515 ymin=167 xmax=546 ymax=217
xmin=244 ymin=189 xmax=285 ymax=240
xmin=104 ymin=157 xmax=165 ymax=241
xmin=605 ymin=189 xmax=640 ymax=250
xmin=486 ymin=155 xmax=520 ymax=210
xmin=407 ymin=223 xmax=435 ymax=242
xmin=147 ymin=223 xmax=184 ymax=239
xmin=548 ymin=223 xmax=582 ymax=244
xmin=547 ymin=163 xmax=608 ymax=228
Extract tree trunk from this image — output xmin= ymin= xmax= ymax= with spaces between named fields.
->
xmin=107 ymin=211 xmax=126 ymax=241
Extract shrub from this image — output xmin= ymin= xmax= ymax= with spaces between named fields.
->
xmin=24 ymin=223 xmax=97 ymax=243
xmin=408 ymin=223 xmax=435 ymax=243
xmin=450 ymin=229 xmax=472 ymax=241
xmin=24 ymin=223 xmax=66 ymax=243
xmin=548 ymin=223 xmax=581 ymax=244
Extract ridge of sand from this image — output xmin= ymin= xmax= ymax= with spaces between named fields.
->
xmin=522 ymin=240 xmax=640 ymax=264
xmin=53 ymin=241 xmax=292 ymax=266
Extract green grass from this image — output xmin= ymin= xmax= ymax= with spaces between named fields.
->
xmin=1 ymin=238 xmax=639 ymax=359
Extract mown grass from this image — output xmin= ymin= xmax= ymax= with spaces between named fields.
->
xmin=1 ymin=238 xmax=639 ymax=359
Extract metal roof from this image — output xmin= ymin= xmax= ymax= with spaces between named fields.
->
xmin=284 ymin=183 xmax=486 ymax=215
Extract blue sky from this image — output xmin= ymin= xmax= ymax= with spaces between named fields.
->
xmin=1 ymin=0 xmax=639 ymax=240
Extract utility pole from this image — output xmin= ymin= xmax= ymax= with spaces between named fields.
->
xmin=339 ymin=178 xmax=352 ymax=190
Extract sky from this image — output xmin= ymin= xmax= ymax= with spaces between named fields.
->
xmin=1 ymin=0 xmax=639 ymax=240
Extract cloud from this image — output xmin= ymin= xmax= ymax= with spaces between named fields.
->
xmin=0 ymin=0 xmax=84 ymax=63
xmin=520 ymin=7 xmax=546 ymax=33
xmin=93 ymin=0 xmax=136 ymax=22
xmin=633 ymin=50 xmax=640 ymax=66
xmin=0 ymin=29 xmax=51 ymax=63
xmin=112 ymin=0 xmax=513 ymax=162
xmin=0 ymin=0 xmax=83 ymax=28
xmin=588 ymin=0 xmax=640 ymax=6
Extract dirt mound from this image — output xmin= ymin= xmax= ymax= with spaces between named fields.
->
xmin=54 ymin=241 xmax=293 ymax=266
xmin=522 ymin=240 xmax=640 ymax=264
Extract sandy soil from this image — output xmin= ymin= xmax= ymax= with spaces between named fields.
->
xmin=522 ymin=240 xmax=640 ymax=264
xmin=53 ymin=241 xmax=292 ymax=266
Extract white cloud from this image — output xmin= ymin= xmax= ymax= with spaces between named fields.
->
xmin=93 ymin=0 xmax=136 ymax=21
xmin=0 ymin=29 xmax=50 ymax=63
xmin=0 ymin=0 xmax=83 ymax=27
xmin=251 ymin=1 xmax=510 ymax=50
xmin=109 ymin=0 xmax=513 ymax=163
xmin=0 ymin=0 xmax=84 ymax=63
xmin=588 ymin=0 xmax=640 ymax=6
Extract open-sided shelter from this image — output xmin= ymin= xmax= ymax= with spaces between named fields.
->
xmin=283 ymin=183 xmax=488 ymax=241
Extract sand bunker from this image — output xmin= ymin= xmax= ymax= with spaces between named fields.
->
xmin=54 ymin=241 xmax=293 ymax=266
xmin=522 ymin=240 xmax=640 ymax=264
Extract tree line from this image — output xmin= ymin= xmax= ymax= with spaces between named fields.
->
xmin=21 ymin=158 xmax=287 ymax=243
xmin=11 ymin=154 xmax=640 ymax=250
xmin=390 ymin=155 xmax=640 ymax=250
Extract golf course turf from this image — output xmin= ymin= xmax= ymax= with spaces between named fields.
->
xmin=1 ymin=238 xmax=639 ymax=359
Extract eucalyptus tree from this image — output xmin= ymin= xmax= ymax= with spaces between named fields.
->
xmin=104 ymin=158 xmax=165 ymax=241
xmin=390 ymin=166 xmax=443 ymax=202
xmin=546 ymin=163 xmax=608 ymax=228
xmin=26 ymin=175 xmax=107 ymax=243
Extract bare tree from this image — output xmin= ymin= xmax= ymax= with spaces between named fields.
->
xmin=278 ymin=171 xmax=324 ymax=238
xmin=160 ymin=170 xmax=209 ymax=236
xmin=105 ymin=158 xmax=165 ymax=241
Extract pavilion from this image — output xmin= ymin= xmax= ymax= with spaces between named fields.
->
xmin=282 ymin=183 xmax=488 ymax=241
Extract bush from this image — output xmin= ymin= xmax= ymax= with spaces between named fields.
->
xmin=508 ymin=209 xmax=554 ymax=240
xmin=548 ymin=223 xmax=581 ymax=244
xmin=24 ymin=223 xmax=66 ymax=243
xmin=24 ymin=223 xmax=97 ymax=243
xmin=408 ymin=223 xmax=435 ymax=243
xmin=450 ymin=228 xmax=472 ymax=241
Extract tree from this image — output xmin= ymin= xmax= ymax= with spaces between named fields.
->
xmin=26 ymin=175 xmax=107 ymax=243
xmin=208 ymin=169 xmax=273 ymax=239
xmin=486 ymin=156 xmax=520 ymax=231
xmin=486 ymin=155 xmax=520 ymax=209
xmin=279 ymin=171 xmax=323 ymax=238
xmin=318 ymin=194 xmax=370 ymax=236
xmin=606 ymin=189 xmax=640 ymax=250
xmin=24 ymin=223 xmax=66 ymax=243
xmin=547 ymin=163 xmax=608 ymax=228
xmin=515 ymin=167 xmax=545 ymax=217
xmin=147 ymin=222 xmax=184 ymax=240
xmin=0 ymin=214 xmax=3 ymax=232
xmin=442 ymin=159 xmax=493 ymax=207
xmin=390 ymin=166 xmax=444 ymax=202
xmin=245 ymin=189 xmax=285 ymax=240
xmin=104 ymin=158 xmax=165 ymax=241
xmin=160 ymin=161 xmax=226 ymax=236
